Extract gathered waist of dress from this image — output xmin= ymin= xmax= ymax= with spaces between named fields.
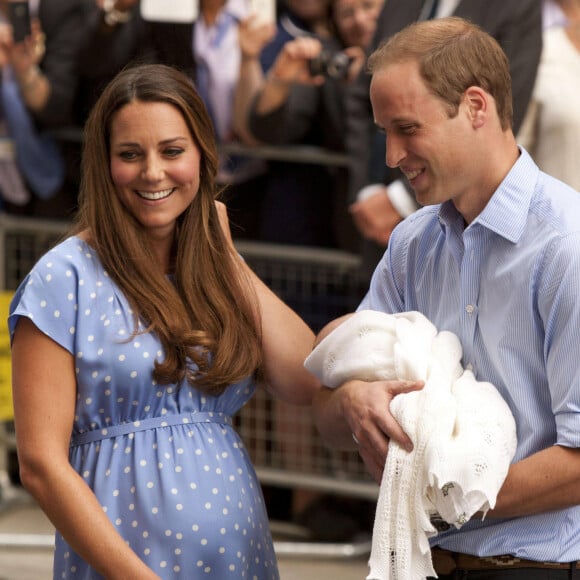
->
xmin=70 ymin=411 xmax=233 ymax=447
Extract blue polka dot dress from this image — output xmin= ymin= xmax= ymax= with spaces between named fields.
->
xmin=9 ymin=237 xmax=279 ymax=580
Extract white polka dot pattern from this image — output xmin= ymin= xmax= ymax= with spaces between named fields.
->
xmin=9 ymin=237 xmax=278 ymax=579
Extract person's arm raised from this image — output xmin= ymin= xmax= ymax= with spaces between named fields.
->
xmin=253 ymin=36 xmax=325 ymax=116
xmin=232 ymin=15 xmax=275 ymax=142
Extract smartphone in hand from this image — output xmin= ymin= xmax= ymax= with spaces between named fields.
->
xmin=9 ymin=1 xmax=32 ymax=43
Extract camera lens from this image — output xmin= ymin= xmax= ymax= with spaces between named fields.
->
xmin=308 ymin=50 xmax=353 ymax=80
xmin=326 ymin=52 xmax=352 ymax=80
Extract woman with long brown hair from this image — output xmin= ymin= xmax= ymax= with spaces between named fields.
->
xmin=9 ymin=63 xmax=320 ymax=579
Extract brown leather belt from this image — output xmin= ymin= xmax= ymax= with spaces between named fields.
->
xmin=432 ymin=547 xmax=580 ymax=575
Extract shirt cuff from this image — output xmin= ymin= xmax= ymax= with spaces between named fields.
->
xmin=356 ymin=183 xmax=387 ymax=201
xmin=385 ymin=179 xmax=417 ymax=218
xmin=356 ymin=180 xmax=416 ymax=218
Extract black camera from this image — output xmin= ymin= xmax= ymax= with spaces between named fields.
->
xmin=308 ymin=49 xmax=354 ymax=81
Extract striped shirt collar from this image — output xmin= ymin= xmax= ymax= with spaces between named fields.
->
xmin=439 ymin=147 xmax=539 ymax=244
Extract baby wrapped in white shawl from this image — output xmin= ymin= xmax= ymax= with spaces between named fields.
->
xmin=304 ymin=310 xmax=517 ymax=580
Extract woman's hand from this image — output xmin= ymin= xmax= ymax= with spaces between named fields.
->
xmin=239 ymin=15 xmax=276 ymax=61
xmin=10 ymin=19 xmax=45 ymax=74
xmin=0 ymin=18 xmax=44 ymax=72
xmin=267 ymin=37 xmax=327 ymax=86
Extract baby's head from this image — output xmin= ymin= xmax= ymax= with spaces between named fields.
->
xmin=313 ymin=313 xmax=354 ymax=348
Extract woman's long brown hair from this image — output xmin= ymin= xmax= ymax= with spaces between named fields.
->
xmin=71 ymin=64 xmax=262 ymax=396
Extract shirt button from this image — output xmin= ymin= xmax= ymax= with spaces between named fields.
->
xmin=465 ymin=304 xmax=475 ymax=314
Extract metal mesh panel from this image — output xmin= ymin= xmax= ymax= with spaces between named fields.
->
xmin=0 ymin=215 xmax=69 ymax=291
xmin=236 ymin=241 xmax=376 ymax=497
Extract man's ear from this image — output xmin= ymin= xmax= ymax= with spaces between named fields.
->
xmin=464 ymin=86 xmax=487 ymax=129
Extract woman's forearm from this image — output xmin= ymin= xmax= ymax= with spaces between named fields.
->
xmin=14 ymin=64 xmax=51 ymax=111
xmin=232 ymin=55 xmax=266 ymax=141
xmin=20 ymin=457 xmax=160 ymax=579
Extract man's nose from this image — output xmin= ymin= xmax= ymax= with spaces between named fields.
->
xmin=385 ymin=134 xmax=406 ymax=168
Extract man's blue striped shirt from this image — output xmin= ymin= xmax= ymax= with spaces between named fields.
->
xmin=359 ymin=148 xmax=580 ymax=561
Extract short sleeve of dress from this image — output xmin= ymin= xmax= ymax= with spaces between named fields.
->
xmin=8 ymin=237 xmax=87 ymax=355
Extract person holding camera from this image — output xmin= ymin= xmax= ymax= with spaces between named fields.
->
xmin=0 ymin=0 xmax=83 ymax=214
xmin=235 ymin=0 xmax=384 ymax=250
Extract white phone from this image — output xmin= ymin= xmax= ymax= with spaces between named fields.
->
xmin=249 ymin=0 xmax=276 ymax=24
xmin=140 ymin=0 xmax=199 ymax=23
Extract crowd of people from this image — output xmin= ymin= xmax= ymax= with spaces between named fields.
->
xmin=0 ymin=0 xmax=387 ymax=251
xmin=518 ymin=0 xmax=580 ymax=192
xmin=1 ymin=0 xmax=574 ymax=258
xmin=4 ymin=1 xmax=580 ymax=579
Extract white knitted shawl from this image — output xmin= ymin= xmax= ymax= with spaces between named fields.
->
xmin=304 ymin=310 xmax=517 ymax=579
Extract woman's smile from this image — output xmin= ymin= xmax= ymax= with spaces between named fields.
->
xmin=135 ymin=187 xmax=177 ymax=201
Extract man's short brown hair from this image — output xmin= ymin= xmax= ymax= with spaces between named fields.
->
xmin=368 ymin=17 xmax=513 ymax=130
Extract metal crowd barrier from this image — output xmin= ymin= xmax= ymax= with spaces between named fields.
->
xmin=0 ymin=214 xmax=377 ymax=558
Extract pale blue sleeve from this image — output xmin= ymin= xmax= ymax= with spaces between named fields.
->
xmin=9 ymin=243 xmax=81 ymax=355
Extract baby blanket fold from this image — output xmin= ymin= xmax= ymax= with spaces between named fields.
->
xmin=304 ymin=310 xmax=517 ymax=580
